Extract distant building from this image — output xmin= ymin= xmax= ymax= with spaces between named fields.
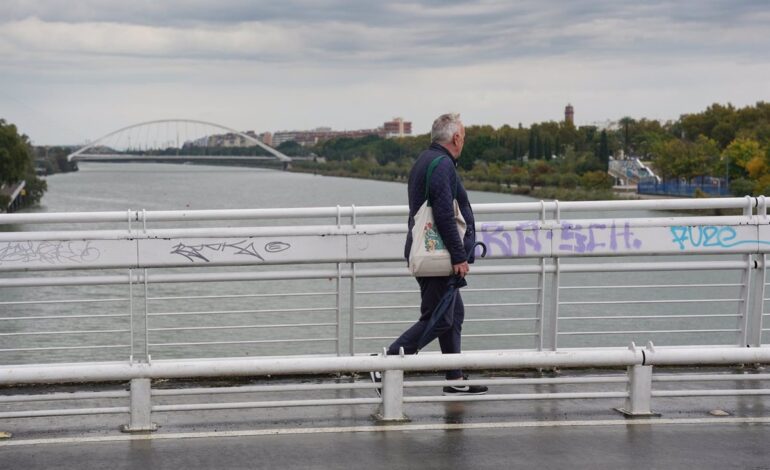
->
xmin=383 ymin=117 xmax=412 ymax=138
xmin=272 ymin=118 xmax=412 ymax=147
xmin=565 ymin=104 xmax=574 ymax=125
xmin=191 ymin=118 xmax=413 ymax=149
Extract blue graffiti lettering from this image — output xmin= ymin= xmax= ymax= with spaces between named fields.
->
xmin=669 ymin=225 xmax=764 ymax=250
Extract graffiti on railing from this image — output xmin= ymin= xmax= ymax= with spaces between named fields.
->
xmin=478 ymin=222 xmax=542 ymax=257
xmin=669 ymin=225 xmax=770 ymax=250
xmin=170 ymin=240 xmax=290 ymax=263
xmin=551 ymin=221 xmax=643 ymax=253
xmin=479 ymin=221 xmax=643 ymax=256
xmin=0 ymin=241 xmax=100 ymax=265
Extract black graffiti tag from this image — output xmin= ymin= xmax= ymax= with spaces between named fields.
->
xmin=170 ymin=240 xmax=291 ymax=263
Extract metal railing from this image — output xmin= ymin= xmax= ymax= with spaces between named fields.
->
xmin=1 ymin=197 xmax=769 ymax=430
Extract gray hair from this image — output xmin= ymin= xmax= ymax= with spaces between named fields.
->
xmin=431 ymin=113 xmax=462 ymax=144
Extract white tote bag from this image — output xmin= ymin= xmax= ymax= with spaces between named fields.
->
xmin=408 ymin=156 xmax=467 ymax=277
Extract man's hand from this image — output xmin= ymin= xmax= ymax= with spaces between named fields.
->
xmin=453 ymin=261 xmax=470 ymax=278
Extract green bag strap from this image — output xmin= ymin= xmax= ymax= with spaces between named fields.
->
xmin=424 ymin=156 xmax=458 ymax=207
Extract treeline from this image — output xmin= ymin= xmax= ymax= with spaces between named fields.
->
xmin=299 ymin=102 xmax=770 ymax=198
xmin=0 ymin=119 xmax=46 ymax=210
xmin=654 ymin=102 xmax=770 ymax=195
xmin=33 ymin=146 xmax=80 ymax=174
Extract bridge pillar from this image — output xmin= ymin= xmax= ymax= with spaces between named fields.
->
xmin=616 ymin=365 xmax=659 ymax=418
xmin=121 ymin=378 xmax=158 ymax=433
xmin=375 ymin=369 xmax=409 ymax=422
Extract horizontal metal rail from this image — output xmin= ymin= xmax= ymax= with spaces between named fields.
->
xmin=559 ymin=329 xmax=740 ymax=336
xmin=147 ymin=307 xmax=337 ymax=317
xmin=152 ymin=398 xmax=380 ymax=412
xmin=0 ymin=298 xmax=128 ymax=306
xmin=560 ymin=284 xmax=744 ymax=290
xmin=148 ymin=322 xmax=337 ymax=332
xmin=652 ymin=389 xmax=770 ymax=397
xmin=0 ymin=407 xmax=129 ymax=419
xmin=147 ymin=292 xmax=336 ymax=301
xmin=357 ymin=318 xmax=538 ymax=326
xmin=0 ymin=344 xmax=130 ymax=353
xmin=148 ymin=338 xmax=337 ymax=348
xmin=152 ymin=383 xmax=377 ymax=396
xmin=1 ymin=346 xmax=765 ymax=385
xmin=0 ymin=329 xmax=129 ymax=337
xmin=653 ymin=374 xmax=770 ymax=382
xmin=559 ymin=299 xmax=742 ymax=306
xmin=0 ymin=314 xmax=129 ymax=321
xmin=560 ymin=314 xmax=741 ymax=321
xmin=0 ymin=261 xmax=750 ymax=289
xmin=0 ymin=391 xmax=129 ymax=403
xmin=0 ymin=197 xmax=755 ymax=226
xmin=403 ymin=392 xmax=629 ymax=403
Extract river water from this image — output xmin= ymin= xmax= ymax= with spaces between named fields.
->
xmin=1 ymin=163 xmax=745 ymax=364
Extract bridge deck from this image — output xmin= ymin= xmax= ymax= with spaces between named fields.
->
xmin=2 ymin=370 xmax=768 ymax=469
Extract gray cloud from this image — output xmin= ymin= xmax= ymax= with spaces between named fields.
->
xmin=1 ymin=0 xmax=768 ymax=144
xmin=2 ymin=0 xmax=768 ymax=66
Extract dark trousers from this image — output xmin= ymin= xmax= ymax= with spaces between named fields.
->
xmin=386 ymin=276 xmax=464 ymax=380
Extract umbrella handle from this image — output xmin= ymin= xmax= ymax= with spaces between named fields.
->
xmin=474 ymin=241 xmax=488 ymax=258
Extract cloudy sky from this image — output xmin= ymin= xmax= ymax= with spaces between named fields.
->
xmin=1 ymin=0 xmax=768 ymax=145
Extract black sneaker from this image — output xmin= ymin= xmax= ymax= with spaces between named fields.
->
xmin=369 ymin=354 xmax=382 ymax=397
xmin=442 ymin=376 xmax=488 ymax=396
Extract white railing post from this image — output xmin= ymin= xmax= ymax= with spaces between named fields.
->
xmin=538 ymin=200 xmax=559 ymax=351
xmin=336 ymin=263 xmax=342 ymax=356
xmin=616 ymin=365 xmax=658 ymax=417
xmin=143 ymin=269 xmax=151 ymax=361
xmin=121 ymin=378 xmax=157 ymax=433
xmin=349 ymin=263 xmax=357 ymax=356
xmin=128 ymin=268 xmax=134 ymax=362
xmin=748 ymin=254 xmax=766 ymax=347
xmin=377 ymin=369 xmax=408 ymax=422
xmin=748 ymin=197 xmax=767 ymax=347
xmin=737 ymin=199 xmax=755 ymax=346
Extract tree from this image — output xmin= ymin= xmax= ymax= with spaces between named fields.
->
xmin=598 ymin=130 xmax=610 ymax=169
xmin=0 ymin=119 xmax=47 ymax=208
xmin=618 ymin=116 xmax=635 ymax=155
xmin=722 ymin=137 xmax=765 ymax=178
xmin=0 ymin=119 xmax=34 ymax=184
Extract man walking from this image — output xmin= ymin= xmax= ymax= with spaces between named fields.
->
xmin=375 ymin=113 xmax=487 ymax=396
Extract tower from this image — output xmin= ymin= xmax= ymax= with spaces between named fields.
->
xmin=565 ymin=104 xmax=574 ymax=125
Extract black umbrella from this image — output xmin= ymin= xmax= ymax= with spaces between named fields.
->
xmin=415 ymin=242 xmax=487 ymax=352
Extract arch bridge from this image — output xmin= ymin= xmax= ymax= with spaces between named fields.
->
xmin=67 ymin=119 xmax=293 ymax=164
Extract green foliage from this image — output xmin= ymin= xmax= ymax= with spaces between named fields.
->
xmin=652 ymin=136 xmax=720 ymax=182
xmin=0 ymin=119 xmax=48 ymax=209
xmin=275 ymin=140 xmax=312 ymax=157
xmin=580 ymin=171 xmax=614 ymax=190
xmin=33 ymin=146 xmax=79 ymax=174
xmin=24 ymin=176 xmax=47 ymax=204
xmin=729 ymin=178 xmax=755 ymax=197
xmin=722 ymin=137 xmax=764 ymax=177
xmin=299 ymin=101 xmax=770 ymax=199
xmin=0 ymin=119 xmax=34 ymax=184
xmin=559 ymin=173 xmax=580 ymax=189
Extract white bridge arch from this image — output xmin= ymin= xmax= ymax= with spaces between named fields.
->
xmin=67 ymin=119 xmax=292 ymax=163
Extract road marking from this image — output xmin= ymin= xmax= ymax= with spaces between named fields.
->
xmin=2 ymin=417 xmax=769 ymax=447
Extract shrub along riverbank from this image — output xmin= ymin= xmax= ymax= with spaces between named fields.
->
xmin=290 ymin=160 xmax=620 ymax=201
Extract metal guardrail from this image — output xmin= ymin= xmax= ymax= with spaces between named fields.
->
xmin=1 ymin=197 xmax=769 ymax=430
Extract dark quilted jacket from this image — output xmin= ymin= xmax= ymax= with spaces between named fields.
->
xmin=404 ymin=142 xmax=476 ymax=266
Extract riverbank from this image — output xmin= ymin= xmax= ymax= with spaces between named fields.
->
xmin=289 ymin=163 xmax=624 ymax=202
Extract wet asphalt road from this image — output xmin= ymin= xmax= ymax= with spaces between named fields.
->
xmin=2 ymin=422 xmax=769 ymax=470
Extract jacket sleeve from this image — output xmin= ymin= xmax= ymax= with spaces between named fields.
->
xmin=428 ymin=159 xmax=467 ymax=265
